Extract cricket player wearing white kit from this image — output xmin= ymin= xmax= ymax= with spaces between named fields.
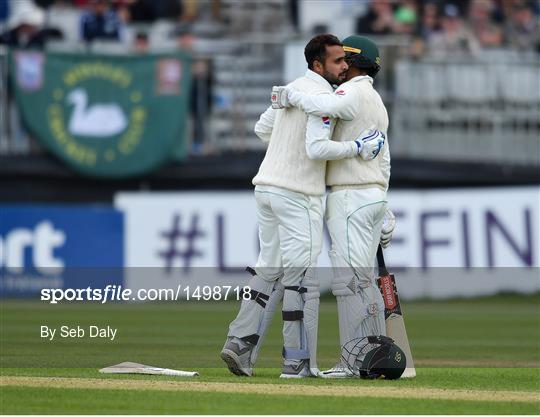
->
xmin=221 ymin=35 xmax=386 ymax=379
xmin=275 ymin=36 xmax=395 ymax=378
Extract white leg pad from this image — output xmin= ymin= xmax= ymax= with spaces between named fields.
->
xmin=302 ymin=267 xmax=320 ymax=375
xmin=250 ymin=280 xmax=284 ymax=364
xmin=359 ymin=284 xmax=386 ymax=337
xmin=282 ymin=267 xmax=320 ymax=375
xmin=329 ymin=250 xmax=385 ymax=347
xmin=228 ymin=270 xmax=280 ymax=345
xmin=329 ymin=250 xmax=357 ymax=296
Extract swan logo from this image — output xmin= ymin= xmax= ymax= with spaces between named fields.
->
xmin=66 ymin=88 xmax=128 ymax=138
xmin=45 ymin=61 xmax=147 ymax=169
xmin=16 ymin=54 xmax=190 ymax=177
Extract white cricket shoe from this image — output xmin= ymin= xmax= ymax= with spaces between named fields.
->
xmin=318 ymin=362 xmax=354 ymax=379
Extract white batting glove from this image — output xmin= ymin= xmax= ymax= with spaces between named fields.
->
xmin=380 ymin=209 xmax=396 ymax=248
xmin=354 ymin=126 xmax=385 ymax=160
xmin=271 ymin=86 xmax=291 ymax=109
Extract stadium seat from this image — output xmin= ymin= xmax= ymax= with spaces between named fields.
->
xmin=499 ymin=66 xmax=540 ymax=104
xmin=447 ymin=64 xmax=497 ymax=103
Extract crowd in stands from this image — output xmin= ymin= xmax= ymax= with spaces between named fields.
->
xmin=0 ymin=0 xmax=191 ymax=48
xmin=356 ymin=0 xmax=540 ymax=56
xmin=0 ymin=0 xmax=537 ymax=155
xmin=0 ymin=0 xmax=538 ymax=54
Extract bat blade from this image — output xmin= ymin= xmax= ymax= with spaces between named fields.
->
xmin=377 ymin=273 xmax=416 ymax=378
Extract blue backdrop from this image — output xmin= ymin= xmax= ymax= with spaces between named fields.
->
xmin=0 ymin=205 xmax=124 ymax=297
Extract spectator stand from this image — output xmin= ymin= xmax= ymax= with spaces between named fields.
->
xmin=392 ymin=52 xmax=540 ymax=166
xmin=1 ymin=0 xmax=539 ymax=169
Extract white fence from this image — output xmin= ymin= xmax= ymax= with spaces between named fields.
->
xmin=392 ymin=55 xmax=540 ymax=166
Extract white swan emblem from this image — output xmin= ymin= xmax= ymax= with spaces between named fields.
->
xmin=67 ymin=88 xmax=128 ymax=137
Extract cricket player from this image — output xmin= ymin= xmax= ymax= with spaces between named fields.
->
xmin=220 ymin=34 xmax=386 ymax=379
xmin=273 ymin=35 xmax=395 ymax=378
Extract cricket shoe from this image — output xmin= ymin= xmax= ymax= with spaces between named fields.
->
xmin=279 ymin=359 xmax=311 ymax=379
xmin=318 ymin=361 xmax=354 ymax=379
xmin=220 ymin=337 xmax=253 ymax=377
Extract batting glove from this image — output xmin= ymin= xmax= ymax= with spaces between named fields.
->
xmin=354 ymin=126 xmax=385 ymax=160
xmin=380 ymin=209 xmax=396 ymax=248
xmin=271 ymin=86 xmax=291 ymax=109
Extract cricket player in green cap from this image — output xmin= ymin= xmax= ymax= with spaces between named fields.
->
xmin=272 ymin=35 xmax=396 ymax=378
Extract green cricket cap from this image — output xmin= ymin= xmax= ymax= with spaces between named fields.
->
xmin=342 ymin=35 xmax=381 ymax=68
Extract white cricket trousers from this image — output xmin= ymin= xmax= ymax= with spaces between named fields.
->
xmin=254 ymin=185 xmax=323 ymax=274
xmin=228 ymin=185 xmax=323 ymax=354
xmin=326 ymin=187 xmax=388 ymax=342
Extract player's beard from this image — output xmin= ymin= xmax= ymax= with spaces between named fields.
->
xmin=322 ymin=68 xmax=347 ymax=86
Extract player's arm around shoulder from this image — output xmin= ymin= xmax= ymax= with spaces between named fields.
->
xmin=288 ymin=81 xmax=361 ymax=121
xmin=305 ymin=114 xmax=358 ymax=161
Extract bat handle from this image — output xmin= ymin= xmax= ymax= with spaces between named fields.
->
xmin=377 ymin=245 xmax=389 ymax=277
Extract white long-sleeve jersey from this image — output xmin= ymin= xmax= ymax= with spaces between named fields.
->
xmin=253 ymin=70 xmax=362 ymax=195
xmin=255 ymin=75 xmax=361 ymax=161
xmin=288 ymin=75 xmax=391 ymax=191
xmin=252 ymin=70 xmax=332 ymax=196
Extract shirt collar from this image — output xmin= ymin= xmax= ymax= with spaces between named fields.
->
xmin=305 ymin=69 xmax=333 ymax=90
xmin=348 ymin=75 xmax=373 ymax=84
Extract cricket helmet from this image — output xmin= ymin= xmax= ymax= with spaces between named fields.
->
xmin=342 ymin=35 xmax=381 ymax=77
xmin=341 ymin=335 xmax=406 ymax=379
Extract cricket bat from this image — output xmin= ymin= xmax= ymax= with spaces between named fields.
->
xmin=99 ymin=362 xmax=199 ymax=377
xmin=376 ymin=245 xmax=416 ymax=378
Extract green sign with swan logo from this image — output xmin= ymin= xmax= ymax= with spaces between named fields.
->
xmin=9 ymin=51 xmax=192 ymax=178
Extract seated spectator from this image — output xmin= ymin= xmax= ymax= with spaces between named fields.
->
xmin=393 ymin=0 xmax=418 ymax=34
xmin=80 ymin=0 xmax=124 ymax=43
xmin=428 ymin=3 xmax=480 ymax=57
xmin=356 ymin=0 xmax=395 ymax=35
xmin=419 ymin=1 xmax=440 ymax=41
xmin=0 ymin=3 xmax=63 ymax=48
xmin=133 ymin=30 xmax=148 ymax=52
xmin=174 ymin=22 xmax=194 ymax=49
xmin=505 ymin=3 xmax=540 ymax=51
xmin=470 ymin=0 xmax=503 ymax=48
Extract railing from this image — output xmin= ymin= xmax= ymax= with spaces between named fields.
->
xmin=208 ymin=37 xmax=407 ymax=151
xmin=210 ymin=39 xmax=285 ymax=150
xmin=391 ymin=54 xmax=540 ymax=166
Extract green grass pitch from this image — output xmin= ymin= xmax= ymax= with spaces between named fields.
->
xmin=1 ymin=294 xmax=539 ymax=414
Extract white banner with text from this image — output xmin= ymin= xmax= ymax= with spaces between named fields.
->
xmin=115 ymin=187 xmax=539 ymax=299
